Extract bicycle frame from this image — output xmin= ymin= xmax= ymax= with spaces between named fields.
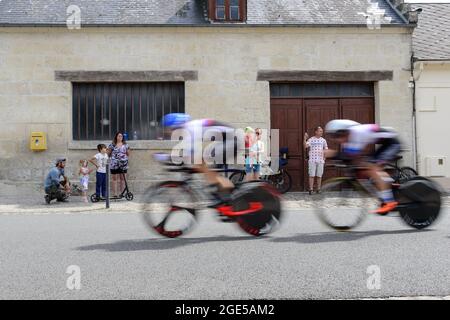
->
xmin=167 ymin=165 xmax=281 ymax=218
xmin=324 ymin=169 xmax=420 ymax=212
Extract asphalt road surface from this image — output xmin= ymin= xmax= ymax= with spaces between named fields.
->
xmin=0 ymin=208 xmax=449 ymax=299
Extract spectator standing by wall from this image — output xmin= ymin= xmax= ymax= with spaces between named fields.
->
xmin=304 ymin=126 xmax=328 ymax=195
xmin=90 ymin=144 xmax=109 ymax=200
xmin=246 ymin=128 xmax=265 ymax=181
xmin=108 ymin=132 xmax=130 ymax=198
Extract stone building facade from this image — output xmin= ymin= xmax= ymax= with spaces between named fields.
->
xmin=0 ymin=0 xmax=418 ymax=193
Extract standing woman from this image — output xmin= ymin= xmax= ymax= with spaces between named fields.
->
xmin=108 ymin=132 xmax=130 ymax=198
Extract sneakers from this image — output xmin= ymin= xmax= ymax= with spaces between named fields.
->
xmin=371 ymin=201 xmax=398 ymax=215
xmin=44 ymin=195 xmax=51 ymax=204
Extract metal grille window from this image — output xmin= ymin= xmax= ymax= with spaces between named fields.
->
xmin=72 ymin=82 xmax=185 ymax=141
xmin=270 ymin=83 xmax=374 ymax=98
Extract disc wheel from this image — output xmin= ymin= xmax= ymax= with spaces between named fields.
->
xmin=397 ymin=166 xmax=418 ymax=184
xmin=141 ymin=181 xmax=197 ymax=238
xmin=397 ymin=177 xmax=441 ymax=229
xmin=314 ymin=179 xmax=378 ymax=231
xmin=231 ymin=182 xmax=282 ymax=236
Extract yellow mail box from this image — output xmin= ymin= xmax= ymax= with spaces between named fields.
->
xmin=30 ymin=132 xmax=47 ymax=151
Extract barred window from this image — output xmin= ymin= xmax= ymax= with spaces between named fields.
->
xmin=72 ymin=82 xmax=185 ymax=141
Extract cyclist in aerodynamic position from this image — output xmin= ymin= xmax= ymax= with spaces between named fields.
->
xmin=324 ymin=119 xmax=402 ymax=214
xmin=161 ymin=113 xmax=237 ymax=207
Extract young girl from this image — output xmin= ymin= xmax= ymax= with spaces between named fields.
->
xmin=79 ymin=160 xmax=93 ymax=202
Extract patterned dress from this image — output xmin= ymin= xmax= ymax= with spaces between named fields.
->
xmin=108 ymin=143 xmax=129 ymax=171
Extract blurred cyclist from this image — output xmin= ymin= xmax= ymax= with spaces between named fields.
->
xmin=324 ymin=120 xmax=401 ymax=214
xmin=161 ymin=113 xmax=236 ymax=207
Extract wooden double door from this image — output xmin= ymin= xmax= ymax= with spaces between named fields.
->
xmin=270 ymin=97 xmax=374 ymax=191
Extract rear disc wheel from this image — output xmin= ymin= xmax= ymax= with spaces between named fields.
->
xmin=231 ymin=182 xmax=282 ymax=236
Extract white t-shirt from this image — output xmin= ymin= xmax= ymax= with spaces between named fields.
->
xmin=95 ymin=153 xmax=109 ymax=173
xmin=306 ymin=136 xmax=328 ymax=164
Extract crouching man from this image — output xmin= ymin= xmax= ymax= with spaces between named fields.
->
xmin=44 ymin=158 xmax=71 ymax=204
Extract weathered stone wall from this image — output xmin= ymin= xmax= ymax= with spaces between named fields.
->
xmin=0 ymin=27 xmax=414 ymax=193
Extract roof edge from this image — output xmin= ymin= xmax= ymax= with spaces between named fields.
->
xmin=0 ymin=23 xmax=415 ymax=28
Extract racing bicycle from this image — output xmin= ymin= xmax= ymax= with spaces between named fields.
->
xmin=384 ymin=155 xmax=418 ymax=184
xmin=314 ymin=162 xmax=441 ymax=231
xmin=229 ymin=147 xmax=292 ymax=194
xmin=140 ymin=154 xmax=283 ymax=238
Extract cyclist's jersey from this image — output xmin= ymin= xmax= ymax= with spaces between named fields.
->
xmin=343 ymin=124 xmax=398 ymax=156
xmin=183 ymin=119 xmax=234 ymax=136
xmin=178 ymin=119 xmax=235 ymax=164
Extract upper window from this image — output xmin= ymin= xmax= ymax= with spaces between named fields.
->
xmin=210 ymin=0 xmax=246 ymax=22
xmin=216 ymin=0 xmax=226 ymax=20
xmin=72 ymin=82 xmax=185 ymax=141
xmin=270 ymin=83 xmax=374 ymax=98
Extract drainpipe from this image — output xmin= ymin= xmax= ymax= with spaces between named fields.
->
xmin=410 ymin=54 xmax=419 ymax=173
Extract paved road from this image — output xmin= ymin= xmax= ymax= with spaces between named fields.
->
xmin=0 ymin=208 xmax=449 ymax=299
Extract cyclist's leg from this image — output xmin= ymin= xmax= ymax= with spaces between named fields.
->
xmin=368 ymin=140 xmax=401 ymax=212
xmin=197 ymin=162 xmax=234 ymax=191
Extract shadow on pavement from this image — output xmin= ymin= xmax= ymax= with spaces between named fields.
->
xmin=269 ymin=229 xmax=433 ymax=244
xmin=75 ymin=228 xmax=435 ymax=252
xmin=75 ymin=235 xmax=267 ymax=252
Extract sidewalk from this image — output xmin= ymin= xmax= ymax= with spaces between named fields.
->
xmin=1 ymin=191 xmax=449 ymax=215
xmin=0 ymin=193 xmax=325 ymax=215
xmin=0 ymin=178 xmax=449 ymax=215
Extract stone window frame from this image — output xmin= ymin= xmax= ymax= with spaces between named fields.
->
xmin=55 ymin=70 xmax=198 ymax=151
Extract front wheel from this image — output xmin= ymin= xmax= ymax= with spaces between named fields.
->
xmin=314 ymin=179 xmax=378 ymax=231
xmin=90 ymin=194 xmax=100 ymax=203
xmin=125 ymin=192 xmax=134 ymax=201
xmin=141 ymin=181 xmax=197 ymax=238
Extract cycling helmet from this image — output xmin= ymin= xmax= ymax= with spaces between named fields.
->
xmin=325 ymin=119 xmax=360 ymax=135
xmin=161 ymin=113 xmax=191 ymax=128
